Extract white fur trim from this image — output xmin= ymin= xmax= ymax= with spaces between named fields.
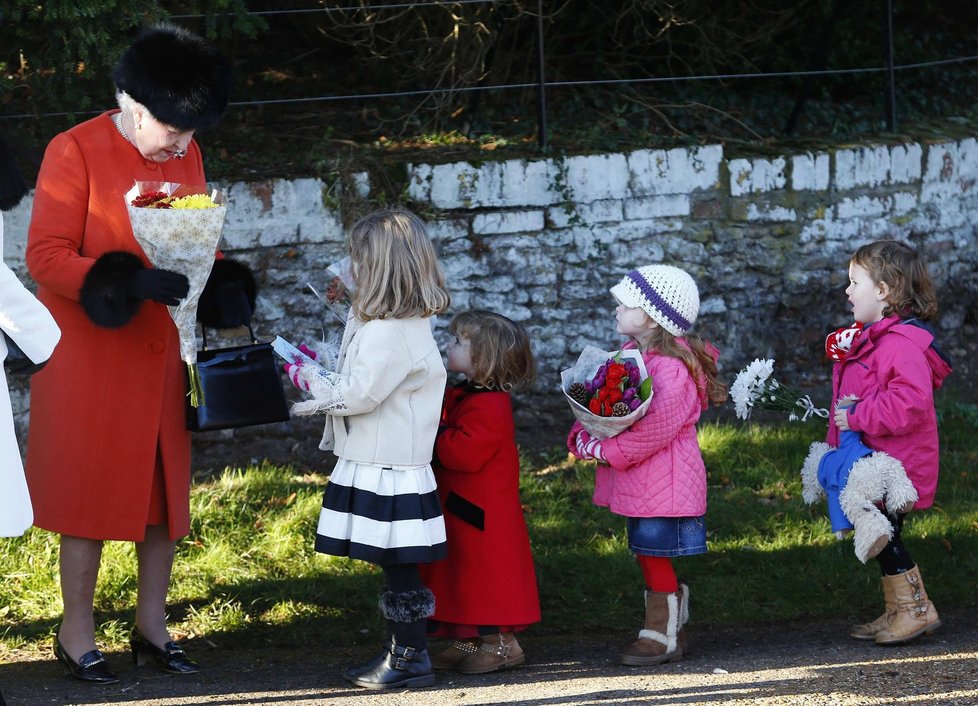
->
xmin=678 ymin=583 xmax=690 ymax=625
xmin=800 ymin=441 xmax=830 ymax=504
xmin=638 ymin=592 xmax=679 ymax=651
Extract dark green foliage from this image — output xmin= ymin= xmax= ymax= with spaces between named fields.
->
xmin=0 ymin=1 xmax=262 ymax=118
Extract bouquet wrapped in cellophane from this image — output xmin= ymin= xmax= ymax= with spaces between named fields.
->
xmin=125 ymin=181 xmax=227 ymax=407
xmin=561 ymin=345 xmax=654 ymax=439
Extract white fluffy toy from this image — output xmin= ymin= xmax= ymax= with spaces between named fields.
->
xmin=800 ymin=441 xmax=918 ymax=563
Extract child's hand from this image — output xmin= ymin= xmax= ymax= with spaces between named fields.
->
xmin=298 ymin=343 xmax=318 ymax=361
xmin=834 ymin=395 xmax=857 ymax=431
xmin=575 ymin=430 xmax=606 ymax=462
xmin=284 ymin=362 xmax=310 ymax=391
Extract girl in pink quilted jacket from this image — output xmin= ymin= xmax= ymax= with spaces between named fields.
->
xmin=832 ymin=240 xmax=951 ymax=646
xmin=567 ymin=264 xmax=726 ymax=667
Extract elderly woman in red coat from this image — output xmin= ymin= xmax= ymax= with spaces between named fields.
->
xmin=25 ymin=25 xmax=254 ymax=684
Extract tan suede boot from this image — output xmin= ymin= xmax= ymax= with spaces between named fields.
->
xmin=456 ymin=633 xmax=525 ymax=675
xmin=620 ymin=590 xmax=683 ymax=666
xmin=430 ymin=639 xmax=479 ymax=670
xmin=874 ymin=565 xmax=941 ymax=645
xmin=850 ymin=575 xmax=897 ymax=640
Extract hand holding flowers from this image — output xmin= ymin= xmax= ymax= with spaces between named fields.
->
xmin=561 ymin=345 xmax=654 ymax=439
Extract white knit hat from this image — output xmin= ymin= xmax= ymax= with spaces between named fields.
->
xmin=609 ymin=265 xmax=700 ymax=336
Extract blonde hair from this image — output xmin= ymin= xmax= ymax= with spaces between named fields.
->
xmin=348 ymin=208 xmax=451 ymax=321
xmin=636 ymin=324 xmax=728 ymax=407
xmin=450 ymin=310 xmax=535 ymax=391
xmin=850 ymin=239 xmax=938 ymax=321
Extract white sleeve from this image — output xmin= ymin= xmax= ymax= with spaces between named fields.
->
xmin=292 ymin=321 xmax=413 ymax=417
xmin=0 ymin=260 xmax=61 ymax=365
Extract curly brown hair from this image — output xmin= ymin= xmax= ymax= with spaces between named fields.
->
xmin=449 ymin=310 xmax=535 ymax=391
xmin=850 ymin=240 xmax=938 ymax=321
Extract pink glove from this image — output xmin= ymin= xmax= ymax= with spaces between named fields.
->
xmin=575 ymin=430 xmax=605 ymax=462
xmin=282 ymin=344 xmax=321 ymax=392
xmin=284 ymin=362 xmax=309 ymax=391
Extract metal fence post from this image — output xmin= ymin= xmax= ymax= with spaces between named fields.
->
xmin=536 ymin=0 xmax=548 ymax=150
xmin=883 ymin=0 xmax=897 ymax=131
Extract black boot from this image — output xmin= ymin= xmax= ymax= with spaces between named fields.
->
xmin=345 ymin=586 xmax=436 ymax=689
xmin=343 ymin=647 xmax=390 ymax=681
xmin=347 ymin=638 xmax=435 ymax=689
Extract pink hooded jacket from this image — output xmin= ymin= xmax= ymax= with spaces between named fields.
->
xmin=828 ymin=316 xmax=952 ymax=509
xmin=567 ymin=340 xmax=716 ymax=518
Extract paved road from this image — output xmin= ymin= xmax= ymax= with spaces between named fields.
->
xmin=2 ymin=608 xmax=976 ymax=706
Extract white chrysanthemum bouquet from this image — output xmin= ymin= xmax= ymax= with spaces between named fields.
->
xmin=730 ymin=358 xmax=828 ymax=422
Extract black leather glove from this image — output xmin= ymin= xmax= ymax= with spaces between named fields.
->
xmin=215 ymin=281 xmax=253 ymax=327
xmin=127 ymin=268 xmax=190 ymax=306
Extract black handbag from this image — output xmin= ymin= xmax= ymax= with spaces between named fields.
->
xmin=186 ymin=325 xmax=291 ymax=432
xmin=3 ymin=330 xmax=48 ymax=376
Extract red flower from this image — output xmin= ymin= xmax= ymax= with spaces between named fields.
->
xmin=588 ymin=398 xmax=602 ymax=414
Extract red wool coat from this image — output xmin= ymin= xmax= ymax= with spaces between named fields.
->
xmin=25 ymin=112 xmax=208 ymax=541
xmin=419 ymin=384 xmax=541 ymax=630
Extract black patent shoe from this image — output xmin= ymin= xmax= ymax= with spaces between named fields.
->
xmin=53 ymin=636 xmax=119 ymax=684
xmin=130 ymin=628 xmax=200 ymax=674
xmin=348 ymin=641 xmax=435 ymax=690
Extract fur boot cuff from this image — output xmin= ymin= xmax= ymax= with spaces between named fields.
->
xmin=379 ymin=587 xmax=436 ymax=623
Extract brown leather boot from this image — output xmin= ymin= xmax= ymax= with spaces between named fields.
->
xmin=456 ymin=633 xmax=525 ymax=675
xmin=875 ymin=565 xmax=941 ymax=645
xmin=620 ymin=590 xmax=683 ymax=666
xmin=430 ymin=639 xmax=479 ymax=670
xmin=850 ymin=575 xmax=897 ymax=640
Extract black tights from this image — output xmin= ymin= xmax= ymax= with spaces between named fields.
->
xmin=382 ymin=563 xmax=424 ymax=593
xmin=381 ymin=563 xmax=429 ymax=650
xmin=876 ymin=513 xmax=915 ymax=576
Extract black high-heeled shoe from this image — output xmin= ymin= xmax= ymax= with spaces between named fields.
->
xmin=53 ymin=635 xmax=119 ymax=684
xmin=129 ymin=628 xmax=200 ymax=674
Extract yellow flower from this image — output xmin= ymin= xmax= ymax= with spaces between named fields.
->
xmin=169 ymin=193 xmax=219 ymax=209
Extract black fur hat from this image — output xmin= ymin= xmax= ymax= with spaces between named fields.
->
xmin=112 ymin=24 xmax=232 ymax=131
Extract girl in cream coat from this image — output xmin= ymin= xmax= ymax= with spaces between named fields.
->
xmin=287 ymin=208 xmax=451 ymax=690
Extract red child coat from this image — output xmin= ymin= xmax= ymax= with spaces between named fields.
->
xmin=419 ymin=384 xmax=541 ymax=631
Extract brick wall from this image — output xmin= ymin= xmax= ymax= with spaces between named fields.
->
xmin=5 ymin=137 xmax=976 ymax=471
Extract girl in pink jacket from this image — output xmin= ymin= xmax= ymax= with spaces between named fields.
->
xmin=833 ymin=240 xmax=951 ymax=646
xmin=567 ymin=265 xmax=727 ymax=667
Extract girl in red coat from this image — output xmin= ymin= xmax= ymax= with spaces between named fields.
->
xmin=420 ymin=311 xmax=540 ymax=675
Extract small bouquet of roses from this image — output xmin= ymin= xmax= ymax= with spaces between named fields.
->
xmin=126 ymin=181 xmax=228 ymax=407
xmin=730 ymin=358 xmax=828 ymax=422
xmin=561 ymin=345 xmax=654 ymax=439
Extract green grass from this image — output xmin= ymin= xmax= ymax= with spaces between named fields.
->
xmin=2 ymin=410 xmax=976 ymax=660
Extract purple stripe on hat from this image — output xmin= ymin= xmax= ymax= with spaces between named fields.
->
xmin=627 ymin=270 xmax=693 ymax=332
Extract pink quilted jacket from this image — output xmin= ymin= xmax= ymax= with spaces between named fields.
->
xmin=828 ymin=316 xmax=952 ymax=509
xmin=567 ymin=341 xmax=714 ymax=518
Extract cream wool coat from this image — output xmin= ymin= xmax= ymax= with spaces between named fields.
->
xmin=297 ymin=316 xmax=446 ymax=466
xmin=0 ymin=216 xmax=61 ymax=536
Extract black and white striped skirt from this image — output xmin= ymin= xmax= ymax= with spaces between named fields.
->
xmin=315 ymin=458 xmax=447 ymax=565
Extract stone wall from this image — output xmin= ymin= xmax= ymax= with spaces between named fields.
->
xmin=5 ymin=136 xmax=977 ymax=471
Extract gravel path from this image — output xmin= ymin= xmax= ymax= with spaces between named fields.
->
xmin=2 ymin=608 xmax=976 ymax=706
